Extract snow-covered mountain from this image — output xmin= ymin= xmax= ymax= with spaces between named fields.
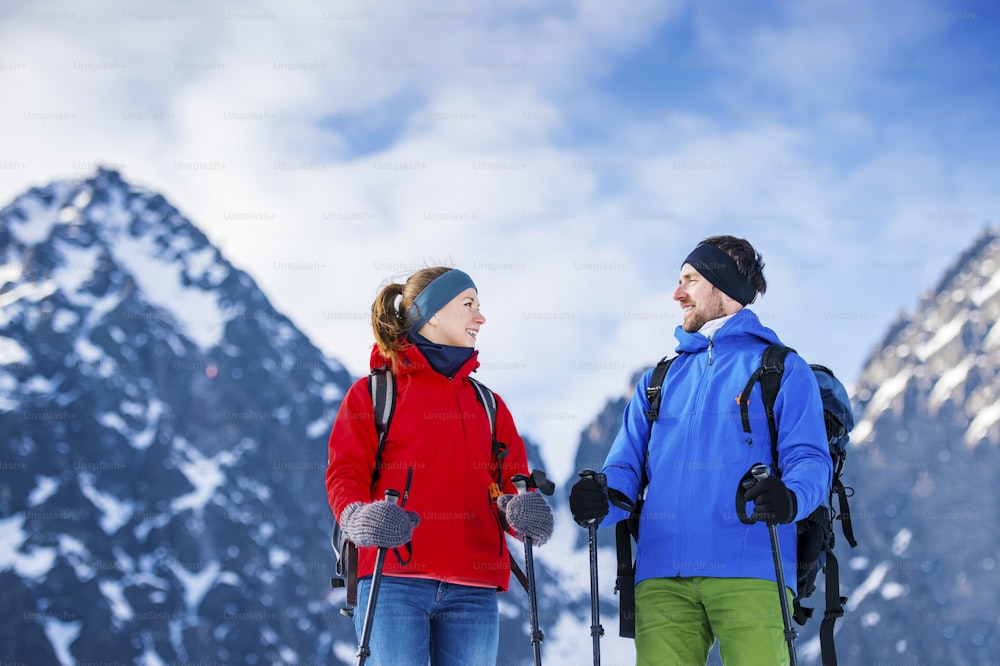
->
xmin=829 ymin=228 xmax=1000 ymax=665
xmin=0 ymin=169 xmax=567 ymax=666
xmin=0 ymin=169 xmax=356 ymax=664
xmin=3 ymin=168 xmax=995 ymax=665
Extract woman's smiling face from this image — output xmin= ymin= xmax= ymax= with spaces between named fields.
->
xmin=418 ymin=287 xmax=485 ymax=347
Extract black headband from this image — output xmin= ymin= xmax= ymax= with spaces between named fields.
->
xmin=683 ymin=244 xmax=756 ymax=306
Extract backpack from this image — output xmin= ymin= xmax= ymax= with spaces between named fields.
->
xmin=329 ymin=367 xmax=527 ymax=616
xmin=615 ymin=344 xmax=856 ymax=666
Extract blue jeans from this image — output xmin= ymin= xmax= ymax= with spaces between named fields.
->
xmin=353 ymin=576 xmax=499 ymax=666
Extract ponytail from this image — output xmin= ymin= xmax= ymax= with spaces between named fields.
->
xmin=370 ymin=266 xmax=453 ymax=368
xmin=371 ymin=282 xmax=408 ymax=364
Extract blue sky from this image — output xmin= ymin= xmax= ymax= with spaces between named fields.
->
xmin=1 ymin=0 xmax=998 ymax=483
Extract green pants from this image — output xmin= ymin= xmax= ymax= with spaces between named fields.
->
xmin=634 ymin=576 xmax=792 ymax=666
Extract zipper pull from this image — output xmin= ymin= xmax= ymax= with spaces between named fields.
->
xmin=708 ymin=339 xmax=715 ymax=365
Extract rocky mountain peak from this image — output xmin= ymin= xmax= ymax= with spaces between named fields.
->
xmin=1 ymin=169 xmax=352 ymax=664
xmin=852 ymin=227 xmax=1000 ymax=448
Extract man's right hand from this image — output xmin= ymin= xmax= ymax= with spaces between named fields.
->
xmin=569 ymin=473 xmax=610 ymax=526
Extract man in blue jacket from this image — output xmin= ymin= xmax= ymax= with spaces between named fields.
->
xmin=570 ymin=235 xmax=831 ymax=665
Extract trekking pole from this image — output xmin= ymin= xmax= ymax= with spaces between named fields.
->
xmin=750 ymin=464 xmax=798 ymax=666
xmin=511 ymin=474 xmax=543 ymax=666
xmin=356 ymin=488 xmax=400 ymax=666
xmin=578 ymin=470 xmax=605 ymax=666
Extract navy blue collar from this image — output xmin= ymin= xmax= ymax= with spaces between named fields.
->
xmin=406 ymin=332 xmax=476 ymax=379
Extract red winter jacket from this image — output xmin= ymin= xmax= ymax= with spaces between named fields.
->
xmin=325 ymin=343 xmax=530 ymax=591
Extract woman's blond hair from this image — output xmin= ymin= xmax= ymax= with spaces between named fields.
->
xmin=371 ymin=266 xmax=453 ymax=368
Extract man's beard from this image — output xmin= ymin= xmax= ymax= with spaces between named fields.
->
xmin=682 ymin=290 xmax=727 ymax=332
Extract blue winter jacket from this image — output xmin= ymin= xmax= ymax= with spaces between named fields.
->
xmin=602 ymin=308 xmax=831 ymax=590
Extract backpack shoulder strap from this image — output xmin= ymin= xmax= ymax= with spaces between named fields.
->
xmin=819 ymin=548 xmax=847 ymax=665
xmin=468 ymin=376 xmax=498 ymax=439
xmin=368 ymin=366 xmax=396 ymax=490
xmin=613 ymin=353 xmax=677 ymax=638
xmin=641 ymin=353 xmax=679 ymax=495
xmin=615 ymin=519 xmax=637 ymax=639
xmin=644 ymin=354 xmax=678 ymax=424
xmin=468 ymin=376 xmax=506 ymax=474
xmin=469 ymin=376 xmax=531 ymax=594
xmin=738 ymin=344 xmax=792 ymax=471
xmin=333 ymin=366 xmax=396 ymax=615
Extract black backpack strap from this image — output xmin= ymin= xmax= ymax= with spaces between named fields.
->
xmin=469 ymin=376 xmax=506 ymax=488
xmin=342 ymin=542 xmax=359 ymax=611
xmin=819 ymin=548 xmax=846 ymax=666
xmin=469 ymin=376 xmax=531 ymax=595
xmin=615 ymin=520 xmax=637 ymax=638
xmin=469 ymin=376 xmax=498 ymax=434
xmin=738 ymin=345 xmax=792 ymax=471
xmin=368 ymin=366 xmax=396 ymax=489
xmin=613 ymin=354 xmax=678 ymax=638
xmin=832 ymin=477 xmax=857 ymax=548
xmin=644 ymin=355 xmax=677 ymax=423
xmin=332 ymin=367 xmax=397 ymax=616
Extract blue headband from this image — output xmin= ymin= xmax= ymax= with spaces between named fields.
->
xmin=683 ymin=244 xmax=756 ymax=306
xmin=405 ymin=269 xmax=477 ymax=331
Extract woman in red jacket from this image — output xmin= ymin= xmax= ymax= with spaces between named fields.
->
xmin=326 ymin=266 xmax=553 ymax=665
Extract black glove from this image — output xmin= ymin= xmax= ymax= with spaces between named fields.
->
xmin=569 ymin=473 xmax=609 ymax=526
xmin=339 ymin=500 xmax=420 ymax=548
xmin=498 ymin=491 xmax=554 ymax=546
xmin=744 ymin=476 xmax=798 ymax=524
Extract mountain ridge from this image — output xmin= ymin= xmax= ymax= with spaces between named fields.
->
xmin=1 ymin=168 xmax=355 ymax=664
xmin=3 ymin=168 xmax=996 ymax=664
xmin=1 ymin=168 xmax=560 ymax=665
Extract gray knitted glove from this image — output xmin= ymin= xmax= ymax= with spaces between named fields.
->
xmin=339 ymin=500 xmax=420 ymax=549
xmin=497 ymin=491 xmax=554 ymax=546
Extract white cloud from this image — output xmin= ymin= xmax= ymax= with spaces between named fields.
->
xmin=1 ymin=0 xmax=998 ymax=483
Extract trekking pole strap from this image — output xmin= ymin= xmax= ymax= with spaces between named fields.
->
xmin=509 ymin=554 xmax=530 ymax=593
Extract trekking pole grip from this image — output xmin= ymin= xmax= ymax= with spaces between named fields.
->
xmin=749 ymin=463 xmax=777 ymax=526
xmin=578 ymin=469 xmax=606 ymax=525
xmin=511 ymin=474 xmax=529 ymax=495
xmin=736 ymin=463 xmax=769 ymax=525
xmin=530 ymin=469 xmax=556 ymax=496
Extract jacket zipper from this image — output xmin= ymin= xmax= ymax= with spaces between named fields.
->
xmin=677 ymin=340 xmax=715 ymax=573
